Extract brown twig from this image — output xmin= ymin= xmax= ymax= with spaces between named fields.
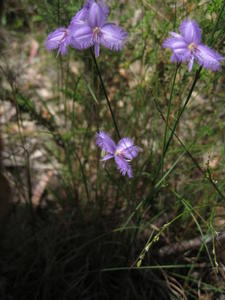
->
xmin=159 ymin=230 xmax=225 ymax=257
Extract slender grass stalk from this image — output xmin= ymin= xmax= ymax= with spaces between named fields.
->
xmin=135 ymin=212 xmax=184 ymax=268
xmin=209 ymin=208 xmax=218 ymax=272
xmin=155 ymin=99 xmax=225 ymax=200
xmin=123 ymin=150 xmax=185 ymax=230
xmin=179 ymin=196 xmax=214 ymax=268
xmin=161 ymin=63 xmax=179 ymax=173
xmin=208 ymin=0 xmax=225 ymax=47
xmin=91 ymin=55 xmax=100 ymax=204
xmin=155 ymin=151 xmax=186 ymax=189
xmin=151 ymin=68 xmax=202 ymax=185
xmin=10 ymin=82 xmax=35 ymax=221
xmin=57 ymin=0 xmax=60 ymax=26
xmin=25 ymin=149 xmax=33 ymax=213
xmin=73 ymin=151 xmax=90 ymax=203
xmin=72 ymin=77 xmax=81 ymax=128
xmin=171 ymin=272 xmax=225 ymax=293
xmin=64 ymin=51 xmax=71 ymax=127
xmin=90 ymin=49 xmax=121 ymax=139
xmin=163 ymin=66 xmax=202 ymax=157
xmin=101 ymin=263 xmax=206 ymax=272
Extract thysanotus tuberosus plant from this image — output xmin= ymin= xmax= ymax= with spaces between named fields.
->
xmin=46 ymin=0 xmax=224 ymax=178
xmin=0 ymin=0 xmax=225 ymax=299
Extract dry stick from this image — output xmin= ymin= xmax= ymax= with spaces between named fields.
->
xmin=154 ymin=99 xmax=225 ymax=200
xmin=159 ymin=230 xmax=225 ymax=257
xmin=90 ymin=49 xmax=121 ymax=139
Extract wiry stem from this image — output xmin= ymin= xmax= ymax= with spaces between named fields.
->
xmin=161 ymin=63 xmax=179 ymax=173
xmin=208 ymin=0 xmax=225 ymax=47
xmin=163 ymin=66 xmax=202 ymax=157
xmin=90 ymin=49 xmax=121 ymax=139
xmin=155 ymin=99 xmax=225 ymax=200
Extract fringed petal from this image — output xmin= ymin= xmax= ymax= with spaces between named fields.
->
xmin=188 ymin=55 xmax=195 ymax=72
xmin=71 ymin=11 xmax=88 ymax=25
xmin=163 ymin=36 xmax=187 ymax=50
xmin=87 ymin=0 xmax=109 ymax=21
xmin=114 ymin=156 xmax=132 ymax=178
xmin=100 ymin=23 xmax=127 ymax=51
xmin=194 ymin=44 xmax=224 ymax=71
xmin=88 ymin=2 xmax=105 ymax=28
xmin=70 ymin=23 xmax=94 ymax=49
xmin=163 ymin=36 xmax=190 ymax=63
xmin=46 ymin=28 xmax=67 ymax=51
xmin=96 ymin=131 xmax=116 ymax=154
xmin=179 ymin=19 xmax=202 ymax=44
xmin=101 ymin=154 xmax=114 ymax=161
xmin=94 ymin=43 xmax=100 ymax=57
xmin=116 ymin=138 xmax=139 ymax=160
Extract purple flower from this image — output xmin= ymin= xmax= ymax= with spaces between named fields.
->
xmin=70 ymin=1 xmax=127 ymax=57
xmin=46 ymin=27 xmax=71 ymax=56
xmin=70 ymin=0 xmax=109 ymax=25
xmin=163 ymin=19 xmax=224 ymax=71
xmin=96 ymin=131 xmax=140 ymax=178
xmin=45 ymin=4 xmax=88 ymax=56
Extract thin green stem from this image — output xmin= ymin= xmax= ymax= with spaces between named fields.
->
xmin=208 ymin=0 xmax=225 ymax=47
xmin=151 ymin=67 xmax=201 ymax=185
xmin=161 ymin=63 xmax=179 ymax=173
xmin=57 ymin=0 xmax=60 ymax=26
xmin=90 ymin=49 xmax=121 ymax=139
xmin=73 ymin=151 xmax=90 ymax=203
xmin=155 ymin=100 xmax=225 ymax=200
xmin=135 ymin=212 xmax=184 ymax=267
xmin=163 ymin=66 xmax=202 ymax=157
xmin=11 ymin=84 xmax=35 ymax=221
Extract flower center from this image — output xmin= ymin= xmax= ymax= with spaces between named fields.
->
xmin=60 ymin=29 xmax=68 ymax=43
xmin=188 ymin=42 xmax=197 ymax=53
xmin=93 ymin=27 xmax=101 ymax=37
xmin=114 ymin=149 xmax=123 ymax=157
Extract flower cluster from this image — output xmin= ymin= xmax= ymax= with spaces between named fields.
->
xmin=96 ymin=131 xmax=140 ymax=178
xmin=163 ymin=18 xmax=224 ymax=71
xmin=46 ymin=2 xmax=224 ymax=178
xmin=46 ymin=0 xmax=127 ymax=57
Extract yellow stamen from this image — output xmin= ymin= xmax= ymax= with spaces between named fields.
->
xmin=93 ymin=27 xmax=101 ymax=35
xmin=188 ymin=42 xmax=197 ymax=52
